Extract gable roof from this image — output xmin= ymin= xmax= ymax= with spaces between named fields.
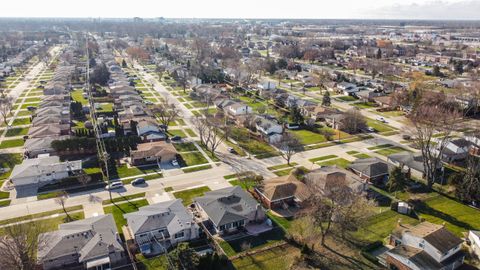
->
xmin=38 ymin=214 xmax=124 ymax=263
xmin=124 ymin=199 xmax=194 ymax=236
xmin=130 ymin=141 xmax=177 ymax=160
xmin=195 ymin=186 xmax=259 ymax=227
xmin=348 ymin=158 xmax=390 ymax=178
xmin=257 ymin=174 xmax=311 ymax=202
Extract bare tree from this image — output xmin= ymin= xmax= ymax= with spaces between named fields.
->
xmin=338 ymin=108 xmax=367 ymax=134
xmin=152 ymin=98 xmax=180 ymax=132
xmin=193 ymin=116 xmax=226 ymax=156
xmin=273 ymin=132 xmax=304 ymax=165
xmin=54 ymin=191 xmax=72 ymax=222
xmin=0 ymin=95 xmax=13 ymax=127
xmin=300 ymin=174 xmax=371 ymax=245
xmin=410 ymin=103 xmax=461 ymax=188
xmin=0 ymin=221 xmax=49 ymax=270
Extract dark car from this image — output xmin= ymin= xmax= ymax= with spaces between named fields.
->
xmin=171 ymin=135 xmax=182 ymax=141
xmin=131 ymin=178 xmax=146 ymax=186
xmin=27 ymin=106 xmax=37 ymax=111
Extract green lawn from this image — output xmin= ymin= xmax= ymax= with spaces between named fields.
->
xmin=375 ymin=146 xmax=409 ymax=156
xmin=102 ymin=192 xmax=146 ymax=205
xmin=182 ymin=165 xmax=212 ymax=173
xmin=309 ymin=155 xmax=338 ymax=163
xmin=0 ymin=139 xmax=25 ymax=149
xmin=415 ymin=194 xmax=480 ymax=237
xmin=173 ymin=186 xmax=211 ymax=206
xmin=367 ymin=144 xmax=393 ymax=150
xmin=11 ymin=118 xmax=31 ymax=126
xmin=336 ymin=95 xmax=358 ymax=102
xmin=112 ymin=164 xmax=161 ymax=179
xmin=267 ymin=163 xmax=298 ymax=171
xmin=16 ymin=110 xmax=32 ymax=117
xmin=103 ymin=199 xmax=149 ymax=234
xmin=318 ymin=158 xmax=351 ymax=169
xmin=5 ymin=127 xmax=29 ymax=137
xmin=173 ymin=142 xmax=198 ymax=152
xmin=20 ymin=102 xmax=39 ymax=109
xmin=274 ymin=168 xmax=294 ymax=176
xmin=366 ymin=119 xmax=395 ymax=133
xmin=354 ymin=153 xmax=372 ymax=159
xmin=0 ymin=205 xmax=83 ymax=227
xmin=290 ymin=129 xmax=327 ymax=145
xmin=167 ymin=129 xmax=187 ymax=138
xmin=71 ymin=89 xmax=88 ymax=105
xmin=231 ymin=128 xmax=279 ymax=159
xmin=0 ymin=153 xmax=22 ymax=179
xmin=97 ymin=103 xmax=113 ymax=113
xmin=179 ymin=152 xmax=208 ymax=166
xmin=184 ymin=129 xmax=196 ymax=137
xmin=352 ymin=101 xmax=377 ymax=109
xmin=218 ymin=228 xmax=286 ymax=257
xmin=266 ymin=211 xmax=293 ymax=231
xmin=24 ymin=97 xmax=41 ymax=103
xmin=354 ymin=209 xmax=419 ymax=243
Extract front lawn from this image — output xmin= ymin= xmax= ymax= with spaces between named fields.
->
xmin=336 ymin=95 xmax=358 ymax=102
xmin=375 ymin=146 xmax=410 ymax=156
xmin=5 ymin=127 xmax=29 ymax=137
xmin=111 ymin=164 xmax=161 ymax=179
xmin=0 ymin=139 xmax=25 ymax=149
xmin=167 ymin=129 xmax=187 ymax=138
xmin=179 ymin=152 xmax=208 ymax=167
xmin=309 ymin=155 xmax=338 ymax=163
xmin=173 ymin=142 xmax=198 ymax=152
xmin=182 ymin=165 xmax=212 ymax=173
xmin=103 ymin=199 xmax=149 ymax=234
xmin=290 ymin=129 xmax=327 ymax=145
xmin=231 ymin=128 xmax=279 ymax=158
xmin=11 ymin=118 xmax=31 ymax=126
xmin=366 ymin=119 xmax=395 ymax=133
xmin=173 ymin=186 xmax=211 ymax=206
xmin=318 ymin=158 xmax=351 ymax=169
xmin=102 ymin=192 xmax=146 ymax=205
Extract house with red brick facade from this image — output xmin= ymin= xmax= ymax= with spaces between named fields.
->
xmin=254 ymin=174 xmax=311 ymax=209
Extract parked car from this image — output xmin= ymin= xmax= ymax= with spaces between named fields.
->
xmin=402 ymin=134 xmax=412 ymax=140
xmin=172 ymin=159 xmax=179 ymax=166
xmin=131 ymin=178 xmax=146 ymax=186
xmin=171 ymin=135 xmax=182 ymax=141
xmin=27 ymin=106 xmax=37 ymax=111
xmin=105 ymin=181 xmax=124 ymax=190
xmin=227 ymin=147 xmax=237 ymax=154
xmin=366 ymin=127 xmax=375 ymax=132
xmin=376 ymin=117 xmax=388 ymax=123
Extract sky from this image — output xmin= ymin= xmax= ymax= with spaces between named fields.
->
xmin=1 ymin=0 xmax=479 ymax=20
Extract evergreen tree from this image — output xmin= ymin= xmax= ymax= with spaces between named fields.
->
xmin=322 ymin=91 xmax=331 ymax=107
xmin=387 ymin=167 xmax=407 ymax=192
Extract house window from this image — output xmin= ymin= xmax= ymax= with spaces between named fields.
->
xmin=174 ymin=232 xmax=184 ymax=239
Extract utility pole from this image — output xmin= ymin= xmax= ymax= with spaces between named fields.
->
xmin=85 ymin=33 xmax=112 ymax=202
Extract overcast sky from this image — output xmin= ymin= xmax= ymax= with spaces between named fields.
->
xmin=1 ymin=0 xmax=479 ymax=20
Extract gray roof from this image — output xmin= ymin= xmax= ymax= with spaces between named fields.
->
xmin=388 ymin=152 xmax=425 ymax=173
xmin=124 ymin=199 xmax=194 ymax=236
xmin=24 ymin=135 xmax=70 ymax=152
xmin=10 ymin=156 xmax=82 ymax=182
xmin=195 ymin=186 xmax=259 ymax=227
xmin=37 ymin=214 xmax=124 ymax=263
xmin=348 ymin=158 xmax=391 ymax=178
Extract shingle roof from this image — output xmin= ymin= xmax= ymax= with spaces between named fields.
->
xmin=257 ymin=174 xmax=311 ymax=202
xmin=124 ymin=199 xmax=194 ymax=236
xmin=130 ymin=141 xmax=177 ymax=160
xmin=348 ymin=158 xmax=390 ymax=178
xmin=10 ymin=156 xmax=82 ymax=182
xmin=37 ymin=214 xmax=124 ymax=263
xmin=195 ymin=186 xmax=260 ymax=227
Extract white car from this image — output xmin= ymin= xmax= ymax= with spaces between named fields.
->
xmin=105 ymin=181 xmax=124 ymax=190
xmin=171 ymin=159 xmax=179 ymax=166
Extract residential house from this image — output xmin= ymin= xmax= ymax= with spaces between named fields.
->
xmin=9 ymin=155 xmax=82 ymax=189
xmin=124 ymin=199 xmax=199 ymax=255
xmin=386 ymin=222 xmax=464 ymax=270
xmin=301 ymin=105 xmax=342 ymax=122
xmin=24 ymin=135 xmax=70 ymax=158
xmin=130 ymin=141 xmax=178 ymax=166
xmin=348 ymin=158 xmax=391 ymax=185
xmin=468 ymin=230 xmax=480 ymax=259
xmin=387 ymin=152 xmax=440 ymax=180
xmin=305 ymin=166 xmax=368 ymax=195
xmin=253 ymin=115 xmax=283 ymax=143
xmin=257 ymin=80 xmax=277 ymax=91
xmin=356 ymin=89 xmax=384 ymax=102
xmin=136 ymin=118 xmax=163 ymax=139
xmin=336 ymin=82 xmax=358 ymax=95
xmin=37 ymin=214 xmax=126 ymax=270
xmin=436 ymin=138 xmax=474 ymax=163
xmin=28 ymin=123 xmax=70 ymax=138
xmin=195 ymin=186 xmax=266 ymax=235
xmin=255 ymin=174 xmax=311 ymax=209
xmin=225 ymin=102 xmax=253 ymax=116
xmin=373 ymin=95 xmax=395 ymax=108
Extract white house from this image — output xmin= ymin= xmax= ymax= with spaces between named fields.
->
xmin=124 ymin=199 xmax=199 ymax=255
xmin=254 ymin=116 xmax=283 ymax=142
xmin=136 ymin=119 xmax=160 ymax=136
xmin=257 ymin=80 xmax=277 ymax=91
xmin=337 ymin=82 xmax=358 ymax=95
xmin=226 ymin=102 xmax=253 ymax=116
xmin=468 ymin=230 xmax=480 ymax=259
xmin=387 ymin=222 xmax=464 ymax=270
xmin=9 ymin=155 xmax=82 ymax=189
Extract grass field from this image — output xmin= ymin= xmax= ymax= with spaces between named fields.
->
xmin=173 ymin=142 xmax=198 ymax=152
xmin=232 ymin=245 xmax=300 ymax=270
xmin=0 ymin=139 xmax=25 ymax=149
xmin=375 ymin=146 xmax=410 ymax=156
xmin=179 ymin=152 xmax=209 ymax=166
xmin=103 ymin=199 xmax=149 ymax=234
xmin=5 ymin=127 xmax=29 ymax=137
xmin=182 ymin=164 xmax=212 ymax=173
xmin=173 ymin=186 xmax=211 ymax=206
xmin=71 ymin=89 xmax=88 ymax=105
xmin=309 ymin=154 xmax=338 ymax=163
xmin=318 ymin=158 xmax=351 ymax=169
xmin=11 ymin=118 xmax=31 ymax=126
xmin=291 ymin=129 xmax=327 ymax=145
xmin=112 ymin=164 xmax=161 ymax=179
